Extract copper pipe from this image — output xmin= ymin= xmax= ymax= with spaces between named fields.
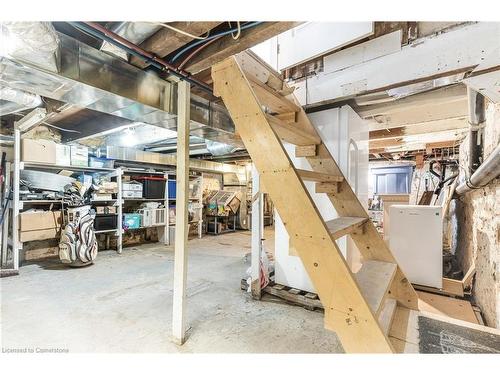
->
xmin=82 ymin=22 xmax=212 ymax=92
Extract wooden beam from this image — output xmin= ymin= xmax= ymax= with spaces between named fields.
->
xmin=359 ymin=85 xmax=467 ymax=120
xmin=426 ymin=140 xmax=458 ymax=154
xmin=130 ymin=22 xmax=221 ymax=68
xmin=296 ymin=169 xmax=344 ymax=183
xmin=369 ymin=118 xmax=468 ymax=140
xmin=267 ymin=115 xmax=321 ymax=146
xmin=172 ymin=79 xmax=191 ymax=345
xmin=250 ymin=76 xmax=301 ymax=113
xmin=292 ymin=22 xmax=499 ymax=104
xmin=184 ymin=22 xmax=300 ymax=74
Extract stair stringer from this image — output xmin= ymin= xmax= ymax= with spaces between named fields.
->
xmin=289 ymin=104 xmax=419 ymax=310
xmin=212 ymin=56 xmax=395 ymax=353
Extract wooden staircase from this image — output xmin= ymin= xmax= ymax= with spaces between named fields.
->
xmin=212 ymin=51 xmax=419 ymax=353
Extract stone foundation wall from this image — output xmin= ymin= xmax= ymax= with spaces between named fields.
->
xmin=453 ymin=101 xmax=500 ymax=327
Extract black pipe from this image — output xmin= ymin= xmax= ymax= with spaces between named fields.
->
xmin=468 ymin=89 xmax=485 ymax=176
xmin=69 ymin=22 xmax=214 ymax=95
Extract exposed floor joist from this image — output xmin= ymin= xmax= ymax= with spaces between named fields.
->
xmin=130 ymin=22 xmax=222 ymax=68
xmin=369 ymin=117 xmax=468 ymax=141
xmin=184 ymin=22 xmax=301 ymax=74
xmin=291 ymin=22 xmax=499 ymax=105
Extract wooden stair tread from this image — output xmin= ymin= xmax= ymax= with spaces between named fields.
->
xmin=354 ymin=260 xmax=397 ymax=316
xmin=266 ymin=114 xmax=321 ymax=146
xmin=296 ymin=169 xmax=344 ymax=183
xmin=247 ymin=74 xmax=301 ymax=114
xmin=378 ymin=298 xmax=397 ymax=335
xmin=325 ymin=216 xmax=367 ymax=239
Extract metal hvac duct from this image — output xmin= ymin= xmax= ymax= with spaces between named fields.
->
xmin=0 ymin=25 xmax=243 ymax=148
xmin=456 ymin=143 xmax=500 ymax=195
xmin=100 ymin=22 xmax=161 ymax=60
xmin=0 ymin=86 xmax=42 ymax=115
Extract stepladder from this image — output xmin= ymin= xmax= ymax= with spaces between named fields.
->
xmin=211 ymin=51 xmax=419 ymax=353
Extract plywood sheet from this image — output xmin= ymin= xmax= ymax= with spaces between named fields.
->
xmin=417 ymin=291 xmax=478 ymax=324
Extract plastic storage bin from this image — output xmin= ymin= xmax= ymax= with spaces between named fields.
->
xmin=168 ymin=180 xmax=176 ymax=199
xmin=94 ymin=214 xmax=117 ymax=231
xmin=123 ymin=213 xmax=141 ymax=229
xmin=132 ymin=176 xmax=166 ymax=199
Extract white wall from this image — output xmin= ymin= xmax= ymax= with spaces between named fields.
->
xmin=251 ymin=22 xmax=374 ymax=71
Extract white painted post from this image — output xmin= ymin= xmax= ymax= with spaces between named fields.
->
xmin=116 ymin=168 xmax=123 ymax=254
xmin=172 ymin=80 xmax=190 ymax=345
xmin=12 ymin=128 xmax=21 ymax=271
xmin=250 ymin=165 xmax=264 ymax=299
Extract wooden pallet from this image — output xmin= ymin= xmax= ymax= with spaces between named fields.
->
xmin=213 ymin=51 xmax=419 ymax=353
xmin=241 ymin=278 xmax=323 ymax=311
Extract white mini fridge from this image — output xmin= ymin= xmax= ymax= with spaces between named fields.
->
xmin=388 ymin=205 xmax=443 ymax=289
xmin=274 ymin=105 xmax=368 ymax=293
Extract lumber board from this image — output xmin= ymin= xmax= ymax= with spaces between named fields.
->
xmin=212 ymin=56 xmax=394 ymax=353
xmin=354 ymin=260 xmax=397 ymax=316
xmin=275 ymin=112 xmax=297 ymax=123
xmin=236 ymin=51 xmax=284 ymax=91
xmin=378 ymin=298 xmax=398 ymax=335
xmin=417 ymin=291 xmax=478 ymax=324
xmin=295 ymin=145 xmax=317 ymax=157
xmin=185 ymin=22 xmax=300 ymax=74
xmin=413 ymin=277 xmax=464 ymax=297
xmin=325 ymin=217 xmax=367 ymax=240
xmin=296 ymin=169 xmax=344 ymax=183
xmin=266 ymin=114 xmax=321 ymax=146
xmin=315 ymin=182 xmax=339 ymax=195
xmin=249 ymin=75 xmax=301 ymax=114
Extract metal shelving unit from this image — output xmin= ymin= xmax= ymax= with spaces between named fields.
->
xmin=4 ymin=136 xmax=214 ymax=272
xmin=121 ymin=169 xmax=169 ymax=245
xmin=167 ymin=174 xmax=203 ymax=239
xmin=6 ymin=131 xmax=124 ymax=271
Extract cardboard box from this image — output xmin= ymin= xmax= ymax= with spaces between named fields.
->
xmin=21 ymin=138 xmax=56 ymax=164
xmin=18 ymin=210 xmax=62 ymax=242
xmin=70 ymin=145 xmax=88 ymax=166
xmin=123 ymin=181 xmax=143 ymax=191
xmin=97 ymin=181 xmax=118 ymax=194
xmin=96 ymin=206 xmax=117 ymax=214
xmin=55 ymin=144 xmax=71 ymax=166
xmin=92 ymin=193 xmax=113 ymax=201
xmin=123 ymin=190 xmax=142 ymax=198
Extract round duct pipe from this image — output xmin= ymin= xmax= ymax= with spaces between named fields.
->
xmin=205 ymin=139 xmax=237 ymax=156
xmin=456 ymin=142 xmax=500 ymax=195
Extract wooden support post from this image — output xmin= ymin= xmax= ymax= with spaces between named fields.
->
xmin=172 ymin=80 xmax=190 ymax=345
xmin=250 ymin=165 xmax=263 ymax=299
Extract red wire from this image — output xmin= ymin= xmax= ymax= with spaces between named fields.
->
xmin=177 ymin=36 xmax=222 ymax=70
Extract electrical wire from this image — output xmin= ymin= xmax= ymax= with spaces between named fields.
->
xmin=170 ymin=21 xmax=263 ymax=63
xmin=147 ymin=22 xmax=211 ymax=40
xmin=177 ymin=36 xmax=222 ymax=70
xmin=228 ymin=21 xmax=241 ymax=40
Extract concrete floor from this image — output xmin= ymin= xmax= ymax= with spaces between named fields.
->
xmin=1 ymin=231 xmax=343 ymax=353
